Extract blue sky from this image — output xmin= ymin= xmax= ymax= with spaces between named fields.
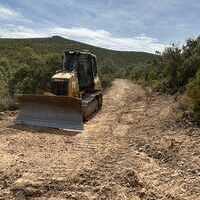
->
xmin=0 ymin=0 xmax=199 ymax=53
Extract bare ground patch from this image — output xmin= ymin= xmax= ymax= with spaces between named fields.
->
xmin=0 ymin=79 xmax=199 ymax=200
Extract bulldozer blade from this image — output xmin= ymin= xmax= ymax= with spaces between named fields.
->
xmin=15 ymin=95 xmax=83 ymax=132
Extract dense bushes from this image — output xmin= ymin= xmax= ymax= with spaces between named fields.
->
xmin=2 ymin=36 xmax=200 ymax=121
xmin=0 ymin=48 xmax=62 ymax=110
xmin=0 ymin=38 xmax=154 ymax=111
xmin=187 ymin=70 xmax=200 ymax=120
xmin=141 ymin=37 xmax=200 ymax=122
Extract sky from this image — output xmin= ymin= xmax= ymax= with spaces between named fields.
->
xmin=0 ymin=0 xmax=199 ymax=53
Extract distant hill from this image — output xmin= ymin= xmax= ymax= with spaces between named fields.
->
xmin=0 ymin=36 xmax=157 ymax=68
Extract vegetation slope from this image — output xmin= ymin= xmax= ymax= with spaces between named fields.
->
xmin=141 ymin=37 xmax=200 ymax=123
xmin=1 ymin=35 xmax=200 ymax=122
xmin=0 ymin=36 xmax=156 ymax=110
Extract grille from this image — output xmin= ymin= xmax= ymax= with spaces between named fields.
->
xmin=52 ymin=80 xmax=68 ymax=96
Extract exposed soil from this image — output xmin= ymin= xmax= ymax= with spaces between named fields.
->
xmin=0 ymin=79 xmax=199 ymax=200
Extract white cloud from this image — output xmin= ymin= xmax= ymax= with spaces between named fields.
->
xmin=0 ymin=25 xmax=46 ymax=38
xmin=0 ymin=5 xmax=19 ymax=19
xmin=0 ymin=25 xmax=166 ymax=53
xmin=0 ymin=5 xmax=32 ymax=23
xmin=50 ymin=27 xmax=166 ymax=53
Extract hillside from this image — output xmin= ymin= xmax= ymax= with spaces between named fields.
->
xmin=1 ymin=36 xmax=200 ymax=122
xmin=0 ymin=36 xmax=157 ymax=111
xmin=0 ymin=36 xmax=156 ymax=67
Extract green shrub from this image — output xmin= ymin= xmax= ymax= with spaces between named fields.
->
xmin=187 ymin=70 xmax=200 ymax=121
xmin=0 ymin=37 xmax=155 ymax=111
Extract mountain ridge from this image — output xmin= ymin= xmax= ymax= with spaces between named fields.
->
xmin=0 ymin=36 xmax=157 ymax=66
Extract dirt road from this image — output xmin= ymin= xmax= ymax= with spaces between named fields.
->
xmin=0 ymin=79 xmax=199 ymax=200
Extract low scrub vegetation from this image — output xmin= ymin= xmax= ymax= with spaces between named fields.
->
xmin=0 ymin=36 xmax=155 ymax=111
xmin=1 ymin=36 xmax=200 ymax=122
xmin=140 ymin=37 xmax=200 ymax=123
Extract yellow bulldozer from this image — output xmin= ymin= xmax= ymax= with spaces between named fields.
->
xmin=15 ymin=50 xmax=103 ymax=132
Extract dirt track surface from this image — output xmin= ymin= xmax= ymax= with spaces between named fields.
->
xmin=0 ymin=79 xmax=199 ymax=200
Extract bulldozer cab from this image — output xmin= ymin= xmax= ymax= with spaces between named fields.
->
xmin=63 ymin=51 xmax=97 ymax=92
